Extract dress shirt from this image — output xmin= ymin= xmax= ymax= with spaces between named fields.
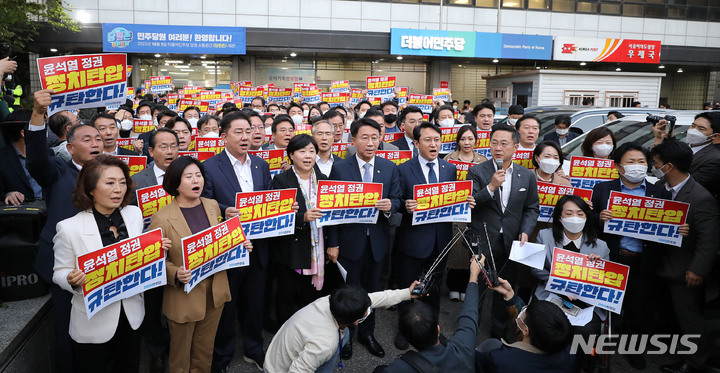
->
xmin=355 ymin=154 xmax=375 ymax=182
xmin=418 ymin=155 xmax=439 ymax=184
xmin=691 ymin=142 xmax=710 ymax=155
xmin=562 ymin=233 xmax=584 ymax=249
xmin=104 ymin=145 xmax=119 ymax=156
xmin=316 ymin=153 xmax=335 ymax=177
xmin=404 ymin=135 xmax=416 ymax=155
xmin=14 ymin=145 xmax=43 ymax=199
xmin=487 ymin=160 xmax=513 ymax=213
xmin=619 ymin=180 xmax=646 ymax=253
xmin=153 ymin=164 xmax=166 ymax=186
xmin=225 ymin=149 xmax=254 ymax=192
xmin=665 ymin=175 xmax=690 ymax=200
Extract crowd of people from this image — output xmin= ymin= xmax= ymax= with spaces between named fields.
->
xmin=0 ymin=57 xmax=719 ymax=373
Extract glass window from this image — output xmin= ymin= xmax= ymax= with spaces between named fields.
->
xmin=645 ymin=0 xmax=666 ymax=5
xmin=687 ymin=6 xmax=708 ymax=18
xmin=552 ymin=0 xmax=575 ymax=11
xmin=501 ymin=0 xmax=525 ymax=8
xmin=577 ymin=2 xmax=598 ymax=12
xmin=622 ymin=3 xmax=643 ymax=16
xmin=600 ymin=3 xmax=622 ymax=14
xmin=138 ymin=57 xmax=232 ymax=89
xmin=668 ymin=0 xmax=687 ymax=5
xmin=709 ymin=7 xmax=720 ymax=19
xmin=528 ymin=0 xmax=550 ymax=9
xmin=689 ymin=0 xmax=707 ymax=5
xmin=475 ymin=0 xmax=499 ymax=6
xmin=448 ymin=0 xmax=472 ymax=4
xmin=667 ymin=6 xmax=687 ymax=17
xmin=645 ymin=4 xmax=667 ymax=16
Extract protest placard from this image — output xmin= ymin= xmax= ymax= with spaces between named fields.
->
xmin=376 ymin=150 xmax=412 ymax=166
xmin=349 ymin=88 xmax=364 ymax=107
xmin=236 ymin=86 xmax=265 ymax=104
xmin=413 ymin=181 xmax=472 ymax=225
xmin=316 ymin=181 xmax=383 ymax=227
xmin=546 ymin=247 xmax=630 ymax=314
xmin=116 ymin=155 xmax=146 ymax=176
xmin=366 ymin=76 xmax=396 ymax=101
xmin=604 ymin=191 xmax=689 ymax=247
xmin=301 ymin=86 xmax=322 ymax=104
xmin=293 ymin=83 xmax=316 ymax=102
xmin=440 ymin=126 xmax=460 ymax=153
xmin=408 ymin=94 xmax=433 ymax=113
xmin=322 ymin=92 xmax=350 ymax=108
xmin=432 ymin=88 xmax=451 ymax=102
xmin=235 ymin=189 xmax=296 ymax=239
xmin=383 ymin=133 xmax=404 ymax=143
xmin=330 ymin=80 xmax=350 ymax=93
xmin=537 ymin=181 xmax=593 ymax=222
xmin=397 ymin=87 xmax=408 ymax=106
xmin=178 ymin=151 xmax=215 ymax=162
xmin=447 ymin=160 xmax=477 ymax=181
xmin=132 ymin=118 xmax=154 ymax=133
xmin=195 ymin=137 xmax=225 ymax=154
xmin=249 ymin=149 xmax=288 ymax=178
xmin=182 ymin=216 xmax=248 ymax=293
xmin=136 ymin=185 xmax=173 ymax=219
xmin=569 ymin=156 xmax=619 ymax=189
xmin=117 ymin=138 xmax=134 ymax=152
xmin=183 ymin=86 xmax=203 ymax=95
xmin=150 ymin=76 xmax=172 ymax=93
xmin=178 ymin=99 xmax=210 ymax=114
xmin=331 ymin=143 xmax=351 ymax=159
xmin=267 ymin=87 xmax=293 ymax=104
xmin=78 ymin=228 xmax=165 ymax=319
xmin=512 ymin=150 xmax=535 ymax=169
xmin=474 ymin=130 xmax=492 ymax=158
xmin=38 ymin=53 xmax=127 ymax=115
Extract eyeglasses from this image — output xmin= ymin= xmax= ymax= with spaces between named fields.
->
xmin=155 ymin=144 xmax=178 ymax=152
xmin=357 ymin=307 xmax=373 ymax=323
xmin=251 ymin=125 xmax=265 ymax=131
xmin=356 ymin=136 xmax=380 ymax=144
xmin=490 ymin=141 xmax=513 ymax=148
xmin=515 ymin=306 xmax=528 ymax=331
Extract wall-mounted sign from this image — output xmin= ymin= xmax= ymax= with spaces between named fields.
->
xmin=553 ymin=37 xmax=661 ymax=64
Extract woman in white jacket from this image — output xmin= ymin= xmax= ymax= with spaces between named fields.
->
xmin=53 ymin=154 xmax=168 ymax=372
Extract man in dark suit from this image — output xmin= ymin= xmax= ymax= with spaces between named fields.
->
xmin=346 ymin=109 xmax=399 ymax=158
xmin=92 ymin=112 xmax=140 ymax=156
xmin=327 ymin=118 xmax=402 ymax=358
xmin=261 ymin=114 xmax=294 ymax=150
xmin=650 ymin=140 xmax=720 ymax=373
xmin=202 ymin=111 xmax=273 ymax=372
xmin=127 ymin=127 xmax=178 ymax=372
xmin=26 ymin=89 xmax=103 ymax=372
xmin=591 ymin=142 xmax=671 ymax=370
xmin=543 ymin=114 xmax=579 ymax=146
xmin=0 ymin=119 xmax=43 ymax=205
xmin=467 ymin=123 xmax=539 ymax=339
xmin=685 ymin=112 xmax=720 ymax=200
xmin=393 ymin=122 xmax=475 ymax=349
xmin=312 ymin=119 xmax=341 ymax=178
xmin=390 ymin=106 xmax=423 ymax=155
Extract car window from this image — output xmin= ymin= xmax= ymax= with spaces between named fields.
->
xmin=536 ymin=110 xmax=578 ymax=139
xmin=572 ymin=114 xmax=606 ymax=133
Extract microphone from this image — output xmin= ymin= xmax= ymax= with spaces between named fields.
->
xmin=494 ymin=158 xmax=504 ymax=194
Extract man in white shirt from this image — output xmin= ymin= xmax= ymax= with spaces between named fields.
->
xmin=93 ymin=113 xmax=140 ymax=156
xmin=130 ymin=127 xmax=179 ymax=205
xmin=312 ymin=120 xmax=338 ymax=178
xmin=264 ymin=282 xmax=419 ymax=373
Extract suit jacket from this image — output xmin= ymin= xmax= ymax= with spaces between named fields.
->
xmin=346 ymin=142 xmax=399 ymax=158
xmin=138 ymin=131 xmax=152 ymax=157
xmin=467 ymin=161 xmax=540 ymax=251
xmin=0 ymin=144 xmax=38 ymax=201
xmin=129 ymin=165 xmax=158 ymax=206
xmin=542 ymin=131 xmax=579 ymax=146
xmin=25 ymin=124 xmax=82 ymax=282
xmin=117 ymin=145 xmax=140 ymax=156
xmin=391 ymin=136 xmax=411 ymax=151
xmin=326 ymin=155 xmax=402 ymax=262
xmin=689 ymin=144 xmax=720 ymax=199
xmin=148 ymin=198 xmax=231 ymax=323
xmin=262 ymin=143 xmax=281 ymax=150
xmin=313 ymin=153 xmax=341 ymax=178
xmin=52 ymin=206 xmax=145 ymax=343
xmin=396 ymin=157 xmax=457 ymax=259
xmin=202 ymin=151 xmax=273 ymax=267
xmin=272 ymin=169 xmax=329 ymax=269
xmin=591 ymin=179 xmax=670 ymax=261
xmin=655 ymin=177 xmax=720 ymax=280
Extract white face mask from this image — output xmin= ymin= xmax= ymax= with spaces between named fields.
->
xmin=507 ymin=118 xmax=518 ymax=126
xmin=538 ymin=158 xmax=560 ymax=174
xmin=291 ymin=114 xmax=303 ymax=125
xmin=346 ymin=119 xmax=353 ymax=127
xmin=203 ymin=131 xmax=219 ymax=138
xmin=651 ymin=164 xmax=668 ymax=179
xmin=620 ymin=164 xmax=647 ymax=183
xmin=685 ymin=128 xmax=711 ymax=146
xmin=253 ymin=108 xmax=263 ymax=114
xmin=592 ymin=144 xmax=613 ymax=158
xmin=302 ymin=110 xmax=309 ymax=117
xmin=322 ymin=110 xmax=328 ymax=115
xmin=119 ymin=119 xmax=133 ymax=131
xmin=188 ymin=118 xmax=199 ymax=128
xmin=453 ymin=105 xmax=458 ymax=111
xmin=556 ymin=128 xmax=569 ymax=136
xmin=561 ymin=216 xmax=586 ymax=234
xmin=358 ymin=111 xmax=366 ymax=119
xmin=439 ymin=118 xmax=454 ymax=127
xmin=139 ymin=114 xmax=152 ymax=121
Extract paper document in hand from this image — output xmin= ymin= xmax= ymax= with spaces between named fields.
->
xmin=509 ymin=241 xmax=546 ymax=270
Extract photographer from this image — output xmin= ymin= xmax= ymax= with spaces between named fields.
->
xmin=0 ymin=57 xmax=18 ymax=121
xmin=652 ymin=112 xmax=720 ymax=200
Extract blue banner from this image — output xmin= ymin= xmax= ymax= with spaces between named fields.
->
xmin=103 ymin=23 xmax=246 ymax=54
xmin=391 ymin=28 xmax=552 ymax=60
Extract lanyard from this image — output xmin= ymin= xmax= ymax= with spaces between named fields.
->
xmin=337 ymin=329 xmax=344 ymax=370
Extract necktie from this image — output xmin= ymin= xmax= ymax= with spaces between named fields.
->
xmin=363 ymin=163 xmax=372 ymax=182
xmin=428 ymin=162 xmax=437 ymax=184
xmin=413 ymin=146 xmax=418 ymax=157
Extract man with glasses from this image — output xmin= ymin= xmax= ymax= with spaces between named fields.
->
xmin=467 ymin=123 xmax=539 ymax=339
xmin=251 ymin=96 xmax=266 ymax=112
xmin=201 ymin=112 xmax=274 ymax=372
xmin=128 ymin=127 xmax=179 ymax=372
xmin=312 ymin=120 xmax=339 ymax=177
xmin=326 ymin=118 xmax=403 ymax=359
xmin=322 ymin=109 xmax=346 ymax=144
xmin=264 ymin=282 xmax=421 ymax=373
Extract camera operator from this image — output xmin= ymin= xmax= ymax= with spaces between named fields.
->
xmin=652 ymin=112 xmax=720 ymax=200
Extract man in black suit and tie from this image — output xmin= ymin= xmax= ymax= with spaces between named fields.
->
xmin=26 ymin=89 xmax=103 ymax=372
xmin=326 ymin=118 xmax=402 ymax=358
xmin=650 ymin=140 xmax=720 ymax=373
xmin=346 ymin=109 xmax=399 ymax=158
xmin=202 ymin=111 xmax=273 ymax=372
xmin=466 ymin=123 xmax=540 ymax=339
xmin=543 ymin=114 xmax=579 ymax=146
xmin=390 ymin=106 xmax=422 ymax=156
xmin=393 ymin=121 xmax=476 ymax=350
xmin=92 ymin=112 xmax=140 ymax=156
xmin=591 ymin=142 xmax=671 ymax=370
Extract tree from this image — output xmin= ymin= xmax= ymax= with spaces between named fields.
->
xmin=0 ymin=0 xmax=79 ymax=54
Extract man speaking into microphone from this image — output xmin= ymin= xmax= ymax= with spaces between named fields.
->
xmin=466 ymin=123 xmax=539 ymax=339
